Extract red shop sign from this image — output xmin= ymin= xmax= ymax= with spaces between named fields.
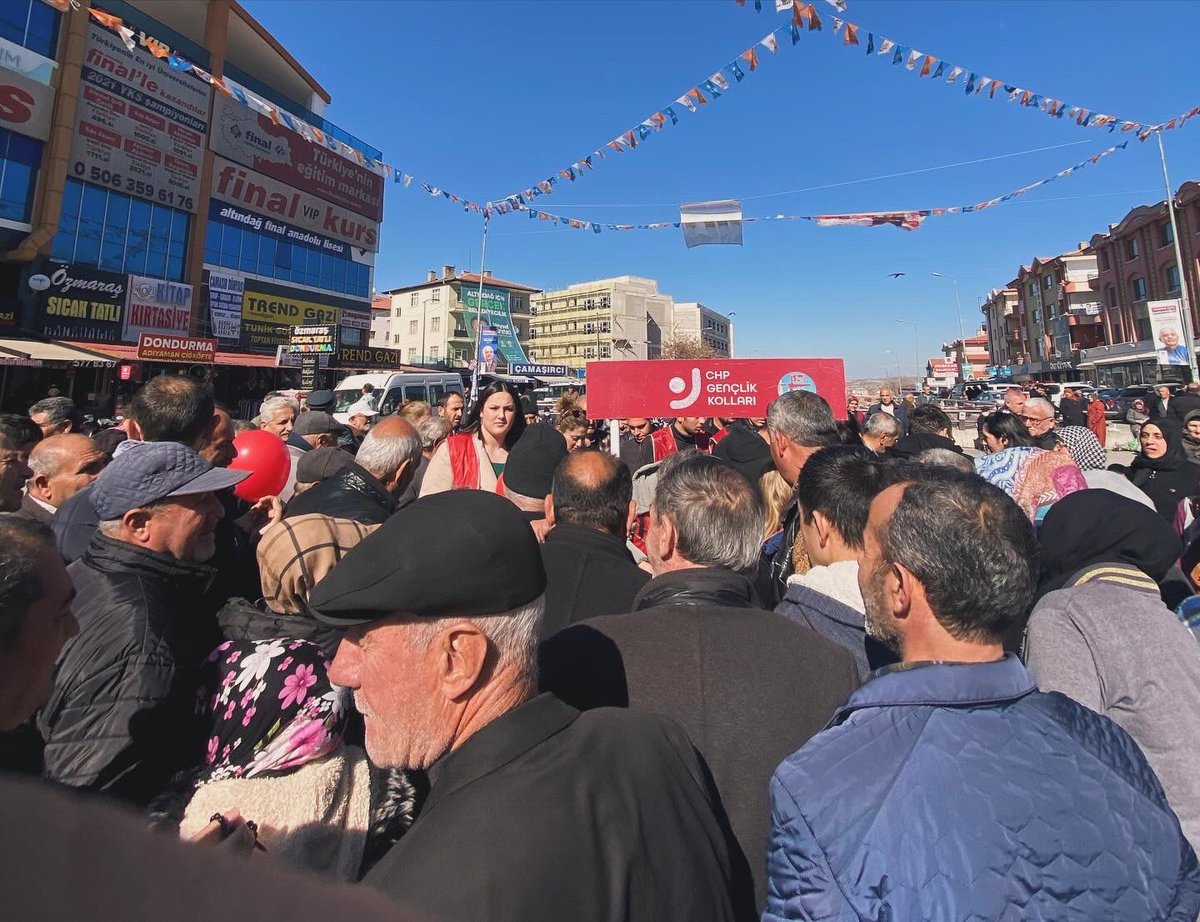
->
xmin=586 ymin=358 xmax=847 ymax=419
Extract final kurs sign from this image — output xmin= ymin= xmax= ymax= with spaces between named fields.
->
xmin=585 ymin=358 xmax=848 ymax=419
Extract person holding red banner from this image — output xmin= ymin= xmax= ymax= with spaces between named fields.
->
xmin=421 ymin=382 xmax=527 ymax=496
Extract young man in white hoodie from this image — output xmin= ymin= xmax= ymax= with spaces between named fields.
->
xmin=774 ymin=446 xmax=901 ymax=678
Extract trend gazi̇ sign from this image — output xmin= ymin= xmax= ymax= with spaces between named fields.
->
xmin=586 ymin=359 xmax=847 ymax=419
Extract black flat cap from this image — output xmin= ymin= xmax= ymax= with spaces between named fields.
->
xmin=308 ymin=490 xmax=546 ymax=625
xmin=295 ymin=446 xmax=356 ymax=484
xmin=504 ymin=424 xmax=567 ymax=500
xmin=306 ymin=389 xmax=335 ymax=411
xmin=294 ymin=411 xmax=342 ymax=437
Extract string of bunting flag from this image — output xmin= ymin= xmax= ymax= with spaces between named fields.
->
xmin=735 ymin=0 xmax=1200 ymax=139
xmin=502 ymin=140 xmax=1130 ymax=234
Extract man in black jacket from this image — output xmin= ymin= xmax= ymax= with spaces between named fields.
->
xmin=1058 ymin=387 xmax=1088 ymax=428
xmin=540 ymin=452 xmax=859 ymax=913
xmin=758 ymin=390 xmax=840 ymax=607
xmin=889 ymin=404 xmax=965 ymax=460
xmin=540 ymin=450 xmax=648 ymax=636
xmin=40 ymin=442 xmax=248 ymax=806
xmin=284 ymin=417 xmax=421 ymax=524
xmin=309 ymin=491 xmax=748 ymax=922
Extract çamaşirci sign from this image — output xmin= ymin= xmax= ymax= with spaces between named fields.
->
xmin=586 ymin=358 xmax=848 ymax=419
xmin=510 ymin=363 xmax=572 ymax=377
xmin=136 ymin=334 xmax=216 ymax=363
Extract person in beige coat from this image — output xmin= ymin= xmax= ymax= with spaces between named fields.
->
xmin=420 ymin=381 xmax=527 ymax=495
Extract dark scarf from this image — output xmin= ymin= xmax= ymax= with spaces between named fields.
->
xmin=1183 ymin=411 xmax=1200 ymax=464
xmin=1037 ymin=489 xmax=1181 ymax=598
xmin=632 ymin=567 xmax=761 ymax=611
xmin=1130 ymin=418 xmax=1188 ymax=474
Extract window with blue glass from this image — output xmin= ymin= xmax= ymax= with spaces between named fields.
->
xmin=0 ymin=128 xmax=41 ymax=222
xmin=0 ymin=0 xmax=60 ymax=58
xmin=204 ymin=215 xmax=372 ymax=299
xmin=52 ymin=178 xmax=190 ymax=280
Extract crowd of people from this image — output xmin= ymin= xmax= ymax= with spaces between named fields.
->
xmin=2 ymin=371 xmax=1200 ymax=920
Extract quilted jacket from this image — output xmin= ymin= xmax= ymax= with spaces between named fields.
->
xmin=764 ymin=655 xmax=1200 ymax=921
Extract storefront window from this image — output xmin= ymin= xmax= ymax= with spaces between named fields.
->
xmin=0 ymin=0 xmax=59 ymax=58
xmin=0 ymin=128 xmax=41 ymax=223
xmin=203 ymin=214 xmax=371 ymax=298
xmin=51 ymin=179 xmax=190 ymax=280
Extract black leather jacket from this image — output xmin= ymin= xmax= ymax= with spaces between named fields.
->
xmin=284 ymin=462 xmax=401 ymax=525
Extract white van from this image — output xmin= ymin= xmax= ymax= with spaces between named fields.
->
xmin=332 ymin=371 xmax=464 ymax=422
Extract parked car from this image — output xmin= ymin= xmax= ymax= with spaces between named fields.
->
xmin=1113 ymin=383 xmax=1183 ymax=418
xmin=1095 ymin=388 xmax=1123 ymax=420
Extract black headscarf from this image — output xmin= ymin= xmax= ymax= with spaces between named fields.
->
xmin=1130 ymin=417 xmax=1188 ymax=473
xmin=1182 ymin=410 xmax=1200 ymax=464
xmin=1037 ymin=489 xmax=1181 ymax=597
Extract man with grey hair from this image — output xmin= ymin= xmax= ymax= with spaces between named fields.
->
xmin=28 ymin=396 xmax=82 ymax=439
xmin=1022 ymin=396 xmax=1058 ymax=449
xmin=21 ymin=434 xmax=107 ymax=524
xmin=540 ymin=451 xmax=858 ymax=913
xmin=284 ymin=416 xmax=421 ymax=524
xmin=761 ymin=389 xmax=840 ymax=607
xmin=309 ymin=489 xmax=745 ymax=922
xmin=860 ymin=411 xmax=901 ymax=455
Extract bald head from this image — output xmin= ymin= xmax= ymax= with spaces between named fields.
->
xmin=354 ymin=416 xmax=422 ymax=496
xmin=549 ymin=449 xmax=634 ymax=537
xmin=28 ymin=434 xmax=107 ymax=508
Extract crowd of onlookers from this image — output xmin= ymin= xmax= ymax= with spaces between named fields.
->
xmin=1 ymin=373 xmax=1199 ymax=920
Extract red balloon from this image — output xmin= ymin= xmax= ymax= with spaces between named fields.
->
xmin=229 ymin=429 xmax=291 ymax=502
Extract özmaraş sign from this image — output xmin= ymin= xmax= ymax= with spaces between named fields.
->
xmin=287 ymin=325 xmax=337 ymax=355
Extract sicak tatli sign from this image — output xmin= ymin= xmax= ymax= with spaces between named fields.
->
xmin=585 ymin=358 xmax=847 ymax=419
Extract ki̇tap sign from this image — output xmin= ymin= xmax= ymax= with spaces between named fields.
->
xmin=585 ymin=358 xmax=848 ymax=419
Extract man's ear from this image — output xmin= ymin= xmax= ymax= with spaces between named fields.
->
xmin=811 ymin=510 xmax=834 ymax=550
xmin=651 ymin=507 xmax=678 ymax=563
xmin=122 ymin=506 xmax=154 ymax=542
xmin=434 ymin=622 xmax=491 ymax=699
xmin=29 ymin=473 xmax=52 ymax=502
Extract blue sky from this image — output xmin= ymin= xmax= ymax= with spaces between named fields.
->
xmin=245 ymin=0 xmax=1200 ymax=377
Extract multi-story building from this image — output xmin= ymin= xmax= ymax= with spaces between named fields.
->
xmin=530 ymin=276 xmax=734 ymax=370
xmin=980 ymin=286 xmax=1020 ymax=367
xmin=0 ymin=0 xmax=384 ymax=411
xmin=1082 ymin=182 xmax=1200 ymax=387
xmin=672 ymin=302 xmax=734 ymax=357
xmin=379 ymin=266 xmax=539 ymax=368
xmin=942 ymin=331 xmax=991 ymax=379
xmin=369 ymin=294 xmax=391 ymax=347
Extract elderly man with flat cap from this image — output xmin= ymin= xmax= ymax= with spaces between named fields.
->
xmin=309 ymin=491 xmax=749 ymax=922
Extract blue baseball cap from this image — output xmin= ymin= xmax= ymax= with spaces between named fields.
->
xmin=92 ymin=441 xmax=249 ymax=521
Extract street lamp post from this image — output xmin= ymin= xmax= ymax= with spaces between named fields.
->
xmin=884 ymin=349 xmax=902 ymax=392
xmin=931 ymin=272 xmax=967 ymax=382
xmin=895 ymin=318 xmax=920 ymax=384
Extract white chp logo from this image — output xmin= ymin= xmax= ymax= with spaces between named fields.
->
xmin=668 ymin=368 xmax=702 ymax=410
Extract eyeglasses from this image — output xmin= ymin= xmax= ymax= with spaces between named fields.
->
xmin=1019 ymin=414 xmax=1052 ymax=424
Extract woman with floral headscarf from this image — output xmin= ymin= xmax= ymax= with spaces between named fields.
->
xmin=151 ymin=638 xmax=416 ymax=880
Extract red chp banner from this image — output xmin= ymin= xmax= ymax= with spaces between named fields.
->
xmin=586 ymin=359 xmax=847 ymax=419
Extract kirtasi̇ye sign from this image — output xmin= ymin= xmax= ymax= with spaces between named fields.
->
xmin=71 ymin=22 xmax=210 ymax=212
xmin=287 ymin=324 xmax=338 ymax=355
xmin=210 ymin=90 xmax=384 ymax=222
xmin=124 ymin=276 xmax=193 ymax=341
xmin=586 ymin=358 xmax=848 ymax=419
xmin=461 ymin=285 xmax=530 ymax=369
xmin=211 ymin=156 xmax=379 ymax=252
xmin=136 ymin=333 xmax=216 ymax=363
xmin=510 ymin=363 xmax=571 ymax=377
xmin=32 ymin=262 xmax=127 ymax=342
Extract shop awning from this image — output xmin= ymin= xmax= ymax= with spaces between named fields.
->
xmin=0 ymin=338 xmax=117 ymax=365
xmin=63 ymin=342 xmax=282 ymax=369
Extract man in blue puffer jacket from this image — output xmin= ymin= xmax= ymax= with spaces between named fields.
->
xmin=764 ymin=466 xmax=1200 ymax=922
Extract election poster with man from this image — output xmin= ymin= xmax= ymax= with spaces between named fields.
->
xmin=463 ymin=285 xmax=530 ymax=371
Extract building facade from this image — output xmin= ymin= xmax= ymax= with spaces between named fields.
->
xmin=0 ymin=0 xmax=383 ymax=411
xmin=1082 ymin=182 xmax=1200 ymax=387
xmin=379 ymin=266 xmax=538 ymax=368
xmin=530 ymin=276 xmax=734 ymax=371
xmin=980 ymin=286 xmax=1020 ymax=367
xmin=672 ymin=301 xmax=733 ymax=357
xmin=942 ymin=331 xmax=991 ymax=379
